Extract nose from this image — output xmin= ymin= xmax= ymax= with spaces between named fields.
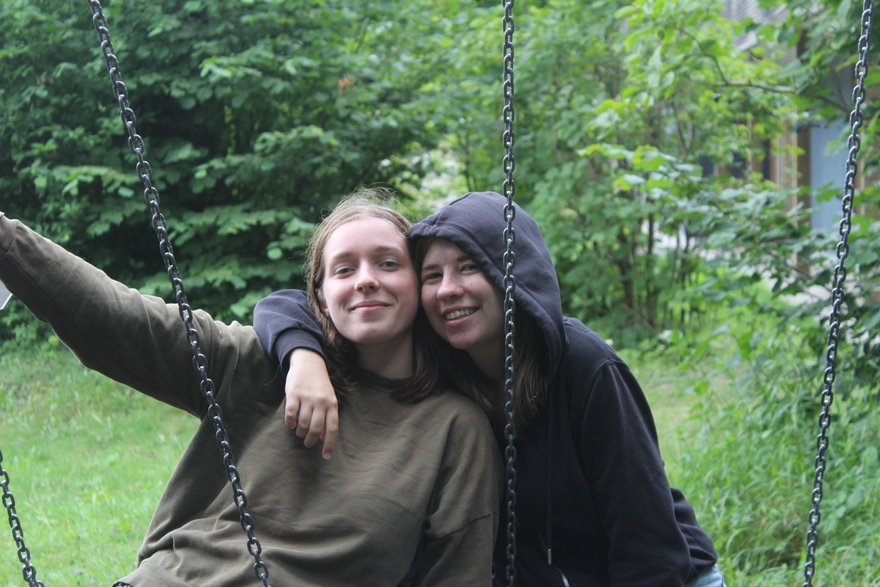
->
xmin=355 ymin=267 xmax=379 ymax=292
xmin=436 ymin=273 xmax=463 ymax=300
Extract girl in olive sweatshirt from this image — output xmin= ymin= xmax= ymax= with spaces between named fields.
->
xmin=0 ymin=195 xmax=499 ymax=586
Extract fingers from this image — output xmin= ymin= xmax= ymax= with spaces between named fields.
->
xmin=284 ymin=396 xmax=301 ymax=430
xmin=283 ymin=395 xmax=338 ymax=459
xmin=321 ymin=408 xmax=339 ymax=460
xmin=302 ymin=407 xmax=324 ymax=447
xmin=283 ymin=348 xmax=339 ymax=458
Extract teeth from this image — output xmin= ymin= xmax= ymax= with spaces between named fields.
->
xmin=444 ymin=308 xmax=475 ymax=320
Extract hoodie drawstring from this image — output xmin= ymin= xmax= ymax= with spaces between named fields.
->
xmin=545 ymin=391 xmax=554 ymax=566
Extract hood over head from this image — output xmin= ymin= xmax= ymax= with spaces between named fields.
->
xmin=409 ymin=191 xmax=566 ymax=369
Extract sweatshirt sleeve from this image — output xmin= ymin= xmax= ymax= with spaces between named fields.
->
xmin=0 ymin=213 xmax=227 ymax=416
xmin=253 ymin=289 xmax=325 ymax=366
xmin=579 ymin=360 xmax=693 ymax=585
xmin=414 ymin=401 xmax=501 ymax=586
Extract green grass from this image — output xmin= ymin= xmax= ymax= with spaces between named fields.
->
xmin=0 ymin=345 xmax=195 ymax=586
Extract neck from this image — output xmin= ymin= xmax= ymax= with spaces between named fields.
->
xmin=357 ymin=335 xmax=414 ymax=379
xmin=469 ymin=339 xmax=505 ymax=382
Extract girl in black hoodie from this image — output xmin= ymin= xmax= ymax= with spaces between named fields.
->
xmin=254 ymin=191 xmax=724 ymax=586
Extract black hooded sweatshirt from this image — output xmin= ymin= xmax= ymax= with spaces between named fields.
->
xmin=254 ymin=191 xmax=718 ymax=586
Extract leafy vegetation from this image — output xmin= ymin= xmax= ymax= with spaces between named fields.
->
xmin=1 ymin=0 xmax=454 ymax=320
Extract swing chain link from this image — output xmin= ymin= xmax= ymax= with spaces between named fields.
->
xmin=86 ymin=2 xmax=272 ymax=585
xmin=501 ymin=1 xmax=518 ymax=586
xmin=0 ymin=449 xmax=45 ymax=587
xmin=802 ymin=1 xmax=873 ymax=585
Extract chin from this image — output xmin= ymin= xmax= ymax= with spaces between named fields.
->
xmin=446 ymin=336 xmax=475 ymax=352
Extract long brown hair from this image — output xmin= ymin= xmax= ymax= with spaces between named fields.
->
xmin=304 ymin=188 xmax=444 ymax=402
xmin=427 ymin=308 xmax=550 ymax=433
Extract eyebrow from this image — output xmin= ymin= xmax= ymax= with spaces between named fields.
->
xmin=327 ymin=245 xmax=407 ymax=264
xmin=420 ymin=254 xmax=472 ymax=272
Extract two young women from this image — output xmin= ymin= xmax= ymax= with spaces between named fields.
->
xmin=0 ymin=195 xmax=500 ymax=585
xmin=255 ymin=191 xmax=726 ymax=586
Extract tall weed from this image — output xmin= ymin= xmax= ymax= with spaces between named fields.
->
xmin=636 ymin=294 xmax=880 ymax=586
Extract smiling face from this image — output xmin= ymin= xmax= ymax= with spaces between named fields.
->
xmin=419 ymin=239 xmax=505 ymax=379
xmin=317 ymin=216 xmax=419 ymax=361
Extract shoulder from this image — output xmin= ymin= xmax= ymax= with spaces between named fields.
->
xmin=425 ymin=391 xmax=501 ymax=472
xmin=554 ymin=318 xmax=647 ymax=417
xmin=408 ymin=390 xmax=496 ymax=448
xmin=422 ymin=388 xmax=490 ymax=425
xmin=203 ymin=318 xmax=283 ymax=395
xmin=559 ymin=317 xmax=626 ymax=378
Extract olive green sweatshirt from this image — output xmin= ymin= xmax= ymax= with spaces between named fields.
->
xmin=0 ymin=213 xmax=500 ymax=586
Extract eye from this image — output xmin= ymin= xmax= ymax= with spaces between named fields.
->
xmin=379 ymin=258 xmax=401 ymax=270
xmin=461 ymin=261 xmax=479 ymax=273
xmin=332 ymin=265 xmax=354 ymax=277
xmin=420 ymin=270 xmax=442 ymax=283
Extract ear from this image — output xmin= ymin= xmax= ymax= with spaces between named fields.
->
xmin=316 ymin=288 xmax=328 ymax=313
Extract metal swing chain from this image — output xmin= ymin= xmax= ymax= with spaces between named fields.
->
xmin=802 ymin=1 xmax=873 ymax=585
xmin=0 ymin=449 xmax=44 ymax=587
xmin=86 ymin=2 xmax=272 ymax=585
xmin=501 ymin=1 xmax=518 ymax=586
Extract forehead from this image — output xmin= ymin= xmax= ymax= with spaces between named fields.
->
xmin=324 ymin=216 xmax=408 ymax=256
xmin=421 ymin=239 xmax=467 ymax=264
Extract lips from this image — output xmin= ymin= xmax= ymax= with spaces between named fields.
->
xmin=443 ymin=307 xmax=476 ymax=321
xmin=350 ymin=300 xmax=390 ymax=311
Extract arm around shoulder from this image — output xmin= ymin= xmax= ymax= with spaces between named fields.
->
xmin=254 ymin=289 xmax=340 ymax=456
xmin=253 ymin=288 xmax=325 ymax=366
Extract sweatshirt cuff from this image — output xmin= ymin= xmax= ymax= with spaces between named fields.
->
xmin=277 ymin=329 xmax=325 ymax=368
xmin=0 ymin=214 xmax=15 ymax=258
